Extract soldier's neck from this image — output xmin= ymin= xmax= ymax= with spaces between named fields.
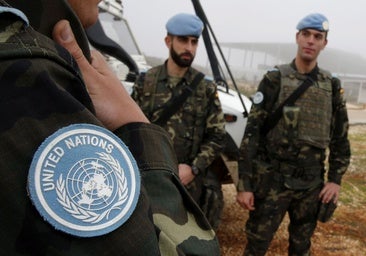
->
xmin=295 ymin=58 xmax=317 ymax=74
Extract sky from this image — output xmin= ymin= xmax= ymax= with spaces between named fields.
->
xmin=123 ymin=0 xmax=366 ymax=64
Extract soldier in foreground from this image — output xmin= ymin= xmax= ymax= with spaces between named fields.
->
xmin=132 ymin=13 xmax=226 ymax=229
xmin=0 ymin=0 xmax=220 ymax=255
xmin=236 ymin=13 xmax=351 ymax=255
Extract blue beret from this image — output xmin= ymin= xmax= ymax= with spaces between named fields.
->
xmin=296 ymin=13 xmax=329 ymax=32
xmin=166 ymin=13 xmax=204 ymax=37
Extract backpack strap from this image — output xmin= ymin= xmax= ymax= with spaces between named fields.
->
xmin=154 ymin=72 xmax=205 ymax=126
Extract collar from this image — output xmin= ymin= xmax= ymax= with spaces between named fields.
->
xmin=158 ymin=60 xmax=196 ymax=84
xmin=291 ymin=59 xmax=319 ymax=80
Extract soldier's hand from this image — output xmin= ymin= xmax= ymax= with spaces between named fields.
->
xmin=178 ymin=164 xmax=195 ymax=185
xmin=52 ymin=20 xmax=148 ymax=130
xmin=319 ymin=182 xmax=340 ymax=203
xmin=236 ymin=191 xmax=255 ymax=211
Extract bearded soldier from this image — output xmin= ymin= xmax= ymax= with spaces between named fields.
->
xmin=132 ymin=13 xmax=226 ymax=229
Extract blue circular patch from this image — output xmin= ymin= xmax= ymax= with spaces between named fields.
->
xmin=252 ymin=91 xmax=264 ymax=104
xmin=28 ymin=124 xmax=140 ymax=237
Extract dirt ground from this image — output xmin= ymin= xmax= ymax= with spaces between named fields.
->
xmin=216 ymin=124 xmax=366 ymax=256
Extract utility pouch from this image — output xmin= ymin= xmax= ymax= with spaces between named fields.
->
xmin=252 ymin=159 xmax=274 ymax=198
xmin=283 ymin=106 xmax=300 ymax=129
xmin=317 ymin=200 xmax=337 ymax=223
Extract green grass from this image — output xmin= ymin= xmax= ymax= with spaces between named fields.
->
xmin=339 ymin=125 xmax=366 ymax=208
xmin=348 ymin=131 xmax=366 ymax=168
xmin=340 ymin=178 xmax=366 ymax=205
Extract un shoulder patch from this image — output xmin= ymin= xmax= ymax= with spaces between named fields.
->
xmin=252 ymin=91 xmax=264 ymax=104
xmin=28 ymin=124 xmax=140 ymax=237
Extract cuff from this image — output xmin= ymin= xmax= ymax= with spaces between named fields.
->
xmin=114 ymin=123 xmax=178 ymax=174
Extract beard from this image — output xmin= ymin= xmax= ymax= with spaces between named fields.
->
xmin=170 ymin=47 xmax=194 ymax=68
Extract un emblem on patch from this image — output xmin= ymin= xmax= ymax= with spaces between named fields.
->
xmin=28 ymin=124 xmax=140 ymax=237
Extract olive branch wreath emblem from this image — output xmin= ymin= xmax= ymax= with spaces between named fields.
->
xmin=56 ymin=152 xmax=129 ymax=223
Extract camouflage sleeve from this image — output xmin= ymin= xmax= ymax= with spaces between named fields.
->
xmin=0 ymin=18 xmax=166 ymax=254
xmin=237 ymin=71 xmax=281 ymax=192
xmin=116 ymin=122 xmax=220 ymax=255
xmin=0 ymin=15 xmax=219 ymax=255
xmin=130 ymin=72 xmax=145 ymax=105
xmin=192 ymin=82 xmax=226 ymax=173
xmin=327 ymin=77 xmax=351 ymax=184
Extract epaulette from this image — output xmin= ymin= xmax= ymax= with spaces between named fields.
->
xmin=203 ymin=75 xmax=213 ymax=82
xmin=318 ymin=68 xmax=332 ymax=81
xmin=267 ymin=67 xmax=279 ymax=73
xmin=265 ymin=67 xmax=281 ymax=81
xmin=136 ymin=71 xmax=146 ymax=86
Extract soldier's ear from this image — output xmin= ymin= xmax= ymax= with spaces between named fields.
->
xmin=321 ymin=38 xmax=328 ymax=50
xmin=164 ymin=35 xmax=172 ymax=48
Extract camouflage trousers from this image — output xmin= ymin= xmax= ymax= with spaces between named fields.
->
xmin=244 ymin=182 xmax=322 ymax=256
xmin=186 ymin=168 xmax=224 ymax=230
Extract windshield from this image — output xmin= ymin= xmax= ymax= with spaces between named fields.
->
xmin=98 ymin=11 xmax=141 ymax=56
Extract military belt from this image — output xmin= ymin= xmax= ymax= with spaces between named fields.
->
xmin=272 ymin=160 xmax=321 ymax=181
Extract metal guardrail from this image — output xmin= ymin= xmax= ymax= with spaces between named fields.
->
xmin=342 ymin=80 xmax=366 ymax=104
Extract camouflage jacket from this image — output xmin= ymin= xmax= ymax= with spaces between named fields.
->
xmin=237 ymin=60 xmax=351 ymax=192
xmin=0 ymin=2 xmax=219 ymax=255
xmin=132 ymin=63 xmax=226 ymax=173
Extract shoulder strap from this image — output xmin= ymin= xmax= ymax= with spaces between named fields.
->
xmin=261 ymin=76 xmax=314 ymax=135
xmin=154 ymin=72 xmax=205 ymax=126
